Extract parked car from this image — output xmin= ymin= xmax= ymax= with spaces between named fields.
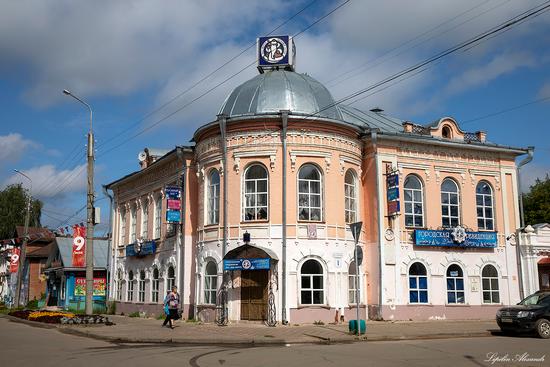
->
xmin=496 ymin=290 xmax=550 ymax=338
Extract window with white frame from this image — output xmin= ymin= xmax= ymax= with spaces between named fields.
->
xmin=117 ymin=270 xmax=123 ymax=301
xmin=298 ymin=164 xmax=322 ymax=221
xmin=404 ymin=175 xmax=424 ymax=228
xmin=441 ymin=178 xmax=460 ymax=228
xmin=348 ymin=261 xmax=359 ymax=304
xmin=204 ymin=261 xmax=217 ymax=304
xmin=409 ymin=262 xmax=428 ymax=303
xmin=152 ymin=268 xmax=160 ymax=303
xmin=344 ymin=169 xmax=358 ymax=223
xmin=167 ymin=266 xmax=175 ymax=291
xmin=141 ymin=198 xmax=149 ymax=239
xmin=476 ymin=181 xmax=494 ymax=230
xmin=243 ymin=164 xmax=268 ymax=221
xmin=300 ymin=259 xmax=324 ymax=305
xmin=130 ymin=205 xmax=137 ymax=243
xmin=207 ymin=170 xmax=220 ymax=225
xmin=127 ymin=271 xmax=134 ymax=302
xmin=154 ymin=196 xmax=162 ymax=239
xmin=446 ymin=264 xmax=465 ymax=304
xmin=482 ymin=265 xmax=500 ymax=304
xmin=138 ymin=270 xmax=146 ymax=303
xmin=119 ymin=208 xmax=126 ymax=245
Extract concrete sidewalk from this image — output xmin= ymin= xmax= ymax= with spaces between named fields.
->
xmin=48 ymin=315 xmax=498 ymax=345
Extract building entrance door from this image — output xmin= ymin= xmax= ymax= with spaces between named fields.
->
xmin=240 ymin=270 xmax=268 ymax=321
xmin=539 ymin=262 xmax=550 ymax=290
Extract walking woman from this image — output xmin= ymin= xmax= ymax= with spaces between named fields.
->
xmin=162 ymin=286 xmax=180 ymax=329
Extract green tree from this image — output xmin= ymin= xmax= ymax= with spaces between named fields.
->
xmin=522 ymin=174 xmax=550 ymax=225
xmin=0 ymin=184 xmax=42 ymax=239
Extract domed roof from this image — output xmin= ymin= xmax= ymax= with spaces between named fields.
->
xmin=219 ymin=70 xmax=343 ymax=120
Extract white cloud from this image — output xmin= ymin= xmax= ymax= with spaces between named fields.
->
xmin=3 ymin=164 xmax=87 ymax=198
xmin=520 ymin=163 xmax=550 ymax=193
xmin=0 ymin=133 xmax=34 ymax=164
xmin=538 ymin=81 xmax=550 ymax=99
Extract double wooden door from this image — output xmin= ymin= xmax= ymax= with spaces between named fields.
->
xmin=240 ymin=270 xmax=268 ymax=321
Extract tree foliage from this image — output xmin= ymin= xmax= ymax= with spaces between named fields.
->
xmin=522 ymin=174 xmax=550 ymax=225
xmin=0 ymin=184 xmax=42 ymax=239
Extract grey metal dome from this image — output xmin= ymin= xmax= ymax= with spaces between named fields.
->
xmin=219 ymin=70 xmax=342 ymax=120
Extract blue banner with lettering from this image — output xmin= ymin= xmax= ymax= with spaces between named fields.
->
xmin=126 ymin=240 xmax=156 ymax=257
xmin=166 ymin=210 xmax=181 ymax=223
xmin=414 ymin=230 xmax=497 ymax=248
xmin=223 ymin=258 xmax=270 ymax=271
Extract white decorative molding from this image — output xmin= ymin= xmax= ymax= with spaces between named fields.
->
xmin=325 ymin=156 xmax=331 ymax=173
xmin=234 ymin=157 xmax=241 ymax=174
xmin=494 ymin=175 xmax=501 ymax=191
xmin=397 ymin=162 xmax=431 ymax=171
xmin=270 ymin=155 xmax=276 ymax=172
xmin=434 ymin=165 xmax=466 ymax=174
xmin=339 ymin=158 xmax=345 ymax=175
xmin=435 ymin=170 xmax=441 ymax=184
xmin=425 ymin=169 xmax=431 ymax=183
xmin=460 ymin=173 xmax=466 ymax=186
xmin=289 ymin=150 xmax=332 ymax=172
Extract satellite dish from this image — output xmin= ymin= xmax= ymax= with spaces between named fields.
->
xmin=138 ymin=151 xmax=147 ymax=162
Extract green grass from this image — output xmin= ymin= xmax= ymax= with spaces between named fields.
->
xmin=128 ymin=311 xmax=141 ymax=318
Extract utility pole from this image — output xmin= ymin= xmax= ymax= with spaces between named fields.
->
xmin=13 ymin=169 xmax=32 ymax=307
xmin=63 ymin=89 xmax=94 ymax=315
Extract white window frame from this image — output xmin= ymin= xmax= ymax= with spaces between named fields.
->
xmin=138 ymin=270 xmax=146 ymax=303
xmin=207 ymin=170 xmax=220 ymax=225
xmin=408 ymin=262 xmax=428 ymax=304
xmin=154 ymin=196 xmax=162 ymax=239
xmin=348 ymin=261 xmax=359 ymax=304
xmin=116 ymin=270 xmax=123 ymax=301
xmin=166 ymin=266 xmax=175 ymax=292
xmin=300 ymin=259 xmax=324 ymax=305
xmin=119 ymin=208 xmax=126 ymax=246
xmin=446 ymin=264 xmax=465 ymax=304
xmin=404 ymin=175 xmax=424 ymax=228
xmin=441 ymin=178 xmax=460 ymax=228
xmin=204 ymin=261 xmax=218 ymax=305
xmin=127 ymin=271 xmax=134 ymax=302
xmin=298 ymin=164 xmax=323 ymax=222
xmin=476 ymin=181 xmax=494 ymax=231
xmin=141 ymin=199 xmax=149 ymax=239
xmin=344 ymin=169 xmax=358 ymax=224
xmin=242 ymin=164 xmax=269 ymax=221
xmin=482 ymin=265 xmax=500 ymax=304
xmin=130 ymin=205 xmax=137 ymax=243
xmin=151 ymin=268 xmax=160 ymax=303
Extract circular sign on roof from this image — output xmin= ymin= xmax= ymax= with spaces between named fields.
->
xmin=260 ymin=37 xmax=288 ymax=64
xmin=242 ymin=259 xmax=252 ymax=270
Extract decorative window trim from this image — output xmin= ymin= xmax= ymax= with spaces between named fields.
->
xmin=290 ymin=150 xmax=332 ymax=172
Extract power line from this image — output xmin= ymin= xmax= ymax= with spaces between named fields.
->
xmin=309 ymin=1 xmax=550 ymax=118
xmin=462 ymin=96 xmax=550 ymax=124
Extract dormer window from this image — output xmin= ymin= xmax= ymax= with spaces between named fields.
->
xmin=442 ymin=125 xmax=452 ymax=139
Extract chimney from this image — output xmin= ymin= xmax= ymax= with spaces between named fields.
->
xmin=475 ymin=131 xmax=487 ymax=143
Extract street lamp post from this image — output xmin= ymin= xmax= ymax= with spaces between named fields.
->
xmin=63 ymin=89 xmax=95 ymax=315
xmin=13 ymin=169 xmax=32 ymax=308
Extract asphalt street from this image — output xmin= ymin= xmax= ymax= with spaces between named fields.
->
xmin=2 ymin=317 xmax=549 ymax=367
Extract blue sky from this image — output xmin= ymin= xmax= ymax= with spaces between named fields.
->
xmin=0 ymin=0 xmax=549 ymax=235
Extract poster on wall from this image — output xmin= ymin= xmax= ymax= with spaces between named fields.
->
xmin=74 ymin=278 xmax=106 ymax=296
xmin=72 ymin=225 xmax=86 ymax=267
xmin=9 ymin=248 xmax=20 ymax=273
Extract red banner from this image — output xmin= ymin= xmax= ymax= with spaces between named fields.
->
xmin=72 ymin=225 xmax=86 ymax=267
xmin=167 ymin=199 xmax=181 ymax=210
xmin=9 ymin=248 xmax=20 ymax=273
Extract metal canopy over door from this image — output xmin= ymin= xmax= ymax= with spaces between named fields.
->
xmin=240 ymin=270 xmax=268 ymax=321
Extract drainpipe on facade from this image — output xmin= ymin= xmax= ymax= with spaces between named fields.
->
xmin=516 ymin=146 xmax=534 ymax=300
xmin=218 ymin=115 xmax=228 ymax=259
xmin=280 ymin=110 xmax=289 ymax=325
xmin=176 ymin=147 xmax=187 ymax=313
xmin=372 ymin=129 xmax=383 ymax=320
xmin=102 ymin=185 xmax=114 ymax=303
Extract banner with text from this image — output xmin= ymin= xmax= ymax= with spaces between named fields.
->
xmin=74 ymin=278 xmax=106 ymax=296
xmin=72 ymin=225 xmax=86 ymax=267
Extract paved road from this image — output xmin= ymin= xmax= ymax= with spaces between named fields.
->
xmin=2 ymin=317 xmax=548 ymax=367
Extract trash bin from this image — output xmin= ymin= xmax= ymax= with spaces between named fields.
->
xmin=348 ymin=319 xmax=366 ymax=334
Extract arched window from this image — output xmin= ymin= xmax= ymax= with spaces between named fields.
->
xmin=207 ymin=170 xmax=220 ymax=225
xmin=404 ymin=175 xmax=424 ymax=228
xmin=298 ymin=164 xmax=323 ymax=221
xmin=442 ymin=125 xmax=452 ymax=139
xmin=141 ymin=198 xmax=149 ymax=239
xmin=130 ymin=205 xmax=137 ymax=242
xmin=482 ymin=265 xmax=500 ymax=304
xmin=344 ymin=169 xmax=358 ymax=223
xmin=446 ymin=264 xmax=465 ymax=304
xmin=154 ymin=195 xmax=162 ymax=239
xmin=138 ymin=270 xmax=146 ymax=302
xmin=151 ymin=268 xmax=160 ymax=303
xmin=409 ymin=262 xmax=428 ymax=303
xmin=300 ymin=259 xmax=324 ymax=305
xmin=127 ymin=270 xmax=134 ymax=302
xmin=441 ymin=178 xmax=460 ymax=228
xmin=348 ymin=261 xmax=359 ymax=304
xmin=243 ymin=164 xmax=268 ymax=221
xmin=476 ymin=181 xmax=494 ymax=230
xmin=167 ymin=266 xmax=175 ymax=292
xmin=119 ymin=208 xmax=126 ymax=245
xmin=116 ymin=269 xmax=123 ymax=301
xmin=204 ymin=261 xmax=218 ymax=304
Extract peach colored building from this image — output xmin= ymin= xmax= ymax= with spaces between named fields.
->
xmin=106 ymin=39 xmax=531 ymax=323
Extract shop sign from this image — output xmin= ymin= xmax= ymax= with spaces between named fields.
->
xmin=74 ymin=278 xmax=106 ymax=296
xmin=72 ymin=224 xmax=86 ymax=267
xmin=223 ymin=258 xmax=270 ymax=271
xmin=414 ymin=229 xmax=497 ymax=248
xmin=126 ymin=240 xmax=156 ymax=257
xmin=165 ymin=186 xmax=181 ymax=200
xmin=386 ymin=173 xmax=400 ymax=216
xmin=9 ymin=248 xmax=20 ymax=273
xmin=167 ymin=199 xmax=181 ymax=210
xmin=166 ymin=210 xmax=181 ymax=223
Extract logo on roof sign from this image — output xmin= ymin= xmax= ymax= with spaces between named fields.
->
xmin=257 ymin=36 xmax=295 ymax=72
xmin=260 ymin=37 xmax=288 ymax=64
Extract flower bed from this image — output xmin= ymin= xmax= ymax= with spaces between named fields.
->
xmin=8 ymin=310 xmax=112 ymax=325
